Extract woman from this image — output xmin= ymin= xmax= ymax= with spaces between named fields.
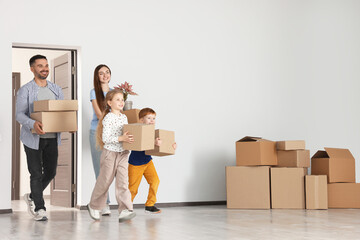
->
xmin=89 ymin=64 xmax=112 ymax=215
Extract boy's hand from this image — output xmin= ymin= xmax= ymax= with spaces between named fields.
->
xmin=119 ymin=131 xmax=134 ymax=143
xmin=155 ymin=137 xmax=162 ymax=147
xmin=34 ymin=121 xmax=45 ymax=135
xmin=172 ymin=142 xmax=177 ymax=150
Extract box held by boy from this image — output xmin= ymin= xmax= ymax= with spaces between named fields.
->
xmin=122 ymin=109 xmax=141 ymax=124
xmin=226 ymin=166 xmax=270 ymax=209
xmin=311 ymin=148 xmax=355 ymax=183
xmin=328 ymin=183 xmax=360 ymax=208
xmin=236 ymin=136 xmax=277 ymax=166
xmin=270 ymin=167 xmax=306 ymax=209
xmin=276 ymin=140 xmax=305 ymax=150
xmin=30 ymin=111 xmax=77 ymax=133
xmin=145 ymin=129 xmax=175 ymax=156
xmin=33 ymin=100 xmax=78 ymax=112
xmin=277 ymin=150 xmax=310 ymax=168
xmin=306 ymin=175 xmax=328 ymax=210
xmin=122 ymin=123 xmax=155 ymax=151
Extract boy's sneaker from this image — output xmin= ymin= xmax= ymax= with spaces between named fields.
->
xmin=102 ymin=204 xmax=111 ymax=216
xmin=87 ymin=204 xmax=100 ymax=220
xmin=145 ymin=205 xmax=161 ymax=214
xmin=23 ymin=193 xmax=36 ymax=217
xmin=33 ymin=209 xmax=47 ymax=221
xmin=118 ymin=209 xmax=136 ymax=222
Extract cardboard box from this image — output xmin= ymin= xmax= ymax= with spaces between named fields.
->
xmin=276 ymin=140 xmax=305 ymax=150
xmin=277 ymin=150 xmax=310 ymax=168
xmin=30 ymin=111 xmax=77 ymax=133
xmin=226 ymin=166 xmax=270 ymax=209
xmin=33 ymin=100 xmax=78 ymax=112
xmin=311 ymin=148 xmax=355 ymax=183
xmin=270 ymin=168 xmax=306 ymax=209
xmin=236 ymin=136 xmax=277 ymax=166
xmin=122 ymin=109 xmax=141 ymax=124
xmin=305 ymin=175 xmax=328 ymax=209
xmin=328 ymin=183 xmax=360 ymax=208
xmin=122 ymin=124 xmax=155 ymax=151
xmin=145 ymin=129 xmax=175 ymax=156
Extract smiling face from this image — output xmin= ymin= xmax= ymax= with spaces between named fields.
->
xmin=31 ymin=58 xmax=49 ymax=80
xmin=98 ymin=66 xmax=111 ymax=84
xmin=141 ymin=113 xmax=156 ymax=125
xmin=107 ymin=92 xmax=124 ymax=112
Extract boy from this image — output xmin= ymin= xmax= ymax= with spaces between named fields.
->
xmin=128 ymin=108 xmax=176 ymax=213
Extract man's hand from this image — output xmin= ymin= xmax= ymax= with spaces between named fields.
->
xmin=33 ymin=121 xmax=45 ymax=135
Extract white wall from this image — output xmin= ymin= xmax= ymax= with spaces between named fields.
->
xmin=1 ymin=0 xmax=360 ymax=209
xmin=12 ymin=48 xmax=70 ymax=197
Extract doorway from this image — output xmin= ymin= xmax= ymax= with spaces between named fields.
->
xmin=12 ymin=45 xmax=78 ymax=208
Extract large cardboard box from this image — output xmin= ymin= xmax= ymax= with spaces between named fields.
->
xmin=305 ymin=175 xmax=328 ymax=210
xmin=145 ymin=129 xmax=175 ymax=156
xmin=122 ymin=124 xmax=155 ymax=151
xmin=276 ymin=140 xmax=305 ymax=150
xmin=226 ymin=166 xmax=270 ymax=209
xmin=30 ymin=111 xmax=77 ymax=133
xmin=34 ymin=100 xmax=78 ymax=112
xmin=122 ymin=109 xmax=141 ymax=124
xmin=236 ymin=136 xmax=277 ymax=166
xmin=311 ymin=148 xmax=355 ymax=183
xmin=270 ymin=168 xmax=306 ymax=209
xmin=328 ymin=183 xmax=360 ymax=208
xmin=277 ymin=150 xmax=310 ymax=168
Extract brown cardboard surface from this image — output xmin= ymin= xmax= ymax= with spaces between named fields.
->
xmin=122 ymin=124 xmax=155 ymax=151
xmin=30 ymin=111 xmax=77 ymax=133
xmin=311 ymin=148 xmax=355 ymax=183
xmin=236 ymin=136 xmax=277 ymax=166
xmin=270 ymin=168 xmax=306 ymax=209
xmin=276 ymin=140 xmax=305 ymax=150
xmin=328 ymin=183 xmax=360 ymax=208
xmin=226 ymin=166 xmax=270 ymax=209
xmin=277 ymin=150 xmax=310 ymax=168
xmin=33 ymin=100 xmax=78 ymax=112
xmin=305 ymin=175 xmax=328 ymax=209
xmin=145 ymin=129 xmax=175 ymax=156
xmin=122 ymin=109 xmax=141 ymax=124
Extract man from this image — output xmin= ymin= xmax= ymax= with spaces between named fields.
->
xmin=16 ymin=55 xmax=64 ymax=221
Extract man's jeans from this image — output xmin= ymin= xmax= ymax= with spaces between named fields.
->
xmin=24 ymin=138 xmax=58 ymax=212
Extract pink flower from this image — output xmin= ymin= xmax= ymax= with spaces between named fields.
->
xmin=114 ymin=81 xmax=138 ymax=101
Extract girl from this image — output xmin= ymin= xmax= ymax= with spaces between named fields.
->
xmin=89 ymin=64 xmax=112 ymax=215
xmin=87 ymin=89 xmax=136 ymax=222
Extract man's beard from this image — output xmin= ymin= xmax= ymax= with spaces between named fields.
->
xmin=37 ymin=71 xmax=49 ymax=80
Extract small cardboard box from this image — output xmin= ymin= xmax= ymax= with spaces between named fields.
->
xmin=122 ymin=124 xmax=155 ymax=151
xmin=276 ymin=140 xmax=305 ymax=150
xmin=236 ymin=136 xmax=277 ymax=166
xmin=145 ymin=129 xmax=175 ymax=156
xmin=328 ymin=183 xmax=360 ymax=208
xmin=311 ymin=148 xmax=355 ymax=183
xmin=33 ymin=100 xmax=78 ymax=112
xmin=122 ymin=109 xmax=141 ymax=124
xmin=277 ymin=150 xmax=310 ymax=168
xmin=30 ymin=111 xmax=77 ymax=133
xmin=270 ymin=167 xmax=306 ymax=209
xmin=306 ymin=175 xmax=328 ymax=210
xmin=226 ymin=166 xmax=270 ymax=209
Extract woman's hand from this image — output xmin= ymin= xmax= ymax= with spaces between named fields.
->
xmin=118 ymin=131 xmax=134 ymax=143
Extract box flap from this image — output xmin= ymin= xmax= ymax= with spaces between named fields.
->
xmin=312 ymin=150 xmax=329 ymax=158
xmin=324 ymin=147 xmax=355 ymax=159
xmin=238 ymin=136 xmax=262 ymax=142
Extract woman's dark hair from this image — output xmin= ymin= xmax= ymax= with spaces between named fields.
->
xmin=93 ymin=64 xmax=111 ymax=112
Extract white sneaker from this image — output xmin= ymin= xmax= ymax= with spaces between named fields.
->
xmin=87 ymin=204 xmax=100 ymax=220
xmin=102 ymin=204 xmax=111 ymax=216
xmin=33 ymin=209 xmax=47 ymax=221
xmin=118 ymin=209 xmax=136 ymax=222
xmin=23 ymin=193 xmax=36 ymax=217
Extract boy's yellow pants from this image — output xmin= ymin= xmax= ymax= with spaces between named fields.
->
xmin=128 ymin=160 xmax=160 ymax=207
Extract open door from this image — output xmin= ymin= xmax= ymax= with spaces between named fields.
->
xmin=12 ymin=72 xmax=21 ymax=200
xmin=50 ymin=52 xmax=77 ymax=207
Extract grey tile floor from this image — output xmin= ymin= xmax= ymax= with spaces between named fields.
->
xmin=0 ymin=200 xmax=359 ymax=240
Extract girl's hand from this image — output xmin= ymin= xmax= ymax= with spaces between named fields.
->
xmin=155 ymin=137 xmax=162 ymax=147
xmin=119 ymin=131 xmax=134 ymax=143
xmin=172 ymin=142 xmax=177 ymax=150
